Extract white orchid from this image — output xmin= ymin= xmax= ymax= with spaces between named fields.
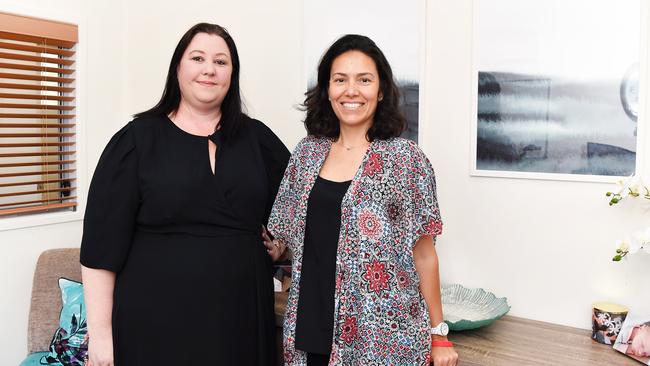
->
xmin=608 ymin=175 xmax=650 ymax=261
xmin=633 ymin=226 xmax=650 ymax=242
xmin=637 ymin=227 xmax=650 ymax=254
xmin=613 ymin=238 xmax=632 ymax=261
xmin=606 ymin=175 xmax=650 ymax=205
xmin=628 ymin=236 xmax=643 ymax=255
xmin=613 ymin=229 xmax=650 ymax=261
xmin=615 ymin=238 xmax=630 ymax=253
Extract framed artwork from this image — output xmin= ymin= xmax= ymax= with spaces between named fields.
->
xmin=470 ymin=0 xmax=641 ymax=181
xmin=303 ymin=0 xmax=424 ymax=142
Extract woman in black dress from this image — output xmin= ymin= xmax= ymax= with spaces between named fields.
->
xmin=80 ymin=23 xmax=289 ymax=366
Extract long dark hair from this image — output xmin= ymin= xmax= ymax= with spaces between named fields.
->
xmin=302 ymin=34 xmax=406 ymax=140
xmin=134 ymin=23 xmax=245 ymax=140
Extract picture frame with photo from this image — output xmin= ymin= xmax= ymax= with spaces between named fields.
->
xmin=614 ymin=313 xmax=650 ymax=364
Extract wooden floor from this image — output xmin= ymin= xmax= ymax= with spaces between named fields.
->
xmin=274 ymin=293 xmax=637 ymax=365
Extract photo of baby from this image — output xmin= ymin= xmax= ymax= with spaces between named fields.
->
xmin=614 ymin=314 xmax=650 ymax=364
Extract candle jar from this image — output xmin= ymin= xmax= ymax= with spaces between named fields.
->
xmin=592 ymin=302 xmax=629 ymax=345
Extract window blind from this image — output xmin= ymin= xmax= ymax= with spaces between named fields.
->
xmin=0 ymin=12 xmax=78 ymax=217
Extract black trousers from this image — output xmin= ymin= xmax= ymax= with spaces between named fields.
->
xmin=307 ymin=353 xmax=330 ymax=366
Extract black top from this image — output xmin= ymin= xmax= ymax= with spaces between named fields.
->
xmin=81 ymin=114 xmax=289 ymax=264
xmin=79 ymin=114 xmax=289 ymax=365
xmin=295 ymin=176 xmax=351 ymax=355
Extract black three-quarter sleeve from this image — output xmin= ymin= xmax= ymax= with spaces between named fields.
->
xmin=254 ymin=120 xmax=290 ymax=225
xmin=80 ymin=122 xmax=140 ymax=273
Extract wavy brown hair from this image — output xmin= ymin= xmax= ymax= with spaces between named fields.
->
xmin=302 ymin=34 xmax=406 ymax=140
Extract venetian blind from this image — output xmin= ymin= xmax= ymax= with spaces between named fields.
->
xmin=0 ymin=12 xmax=78 ymax=217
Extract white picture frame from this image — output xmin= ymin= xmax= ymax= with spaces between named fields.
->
xmin=469 ymin=0 xmax=645 ymax=182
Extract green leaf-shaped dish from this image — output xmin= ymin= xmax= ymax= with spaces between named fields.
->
xmin=441 ymin=284 xmax=510 ymax=331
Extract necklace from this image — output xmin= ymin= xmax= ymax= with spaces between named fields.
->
xmin=335 ymin=139 xmax=370 ymax=151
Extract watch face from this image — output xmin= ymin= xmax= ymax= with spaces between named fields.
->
xmin=432 ymin=322 xmax=450 ymax=335
xmin=440 ymin=322 xmax=449 ymax=335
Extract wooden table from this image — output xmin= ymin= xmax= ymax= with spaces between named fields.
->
xmin=448 ymin=315 xmax=637 ymax=366
xmin=274 ymin=293 xmax=637 ymax=365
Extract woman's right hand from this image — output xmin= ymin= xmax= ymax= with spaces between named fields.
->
xmin=86 ymin=331 xmax=114 ymax=366
xmin=81 ymin=266 xmax=116 ymax=366
xmin=262 ymin=225 xmax=286 ymax=261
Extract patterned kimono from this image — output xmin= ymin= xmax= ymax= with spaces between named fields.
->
xmin=268 ymin=136 xmax=443 ymax=366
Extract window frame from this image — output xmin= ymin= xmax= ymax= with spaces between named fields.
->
xmin=0 ymin=4 xmax=87 ymax=232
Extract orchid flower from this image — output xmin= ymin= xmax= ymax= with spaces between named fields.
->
xmin=608 ymin=175 xmax=650 ymax=261
xmin=606 ymin=175 xmax=650 ymax=205
xmin=612 ymin=228 xmax=650 ymax=261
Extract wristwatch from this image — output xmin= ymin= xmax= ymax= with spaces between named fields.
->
xmin=430 ymin=321 xmax=449 ymax=336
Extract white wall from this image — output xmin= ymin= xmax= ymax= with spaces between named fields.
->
xmin=425 ymin=0 xmax=650 ymax=329
xmin=122 ymin=0 xmax=306 ymax=146
xmin=0 ymin=0 xmax=127 ymax=363
xmin=2 ymin=0 xmax=650 ymax=363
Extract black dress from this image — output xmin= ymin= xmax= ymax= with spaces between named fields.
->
xmin=80 ymin=114 xmax=289 ymax=366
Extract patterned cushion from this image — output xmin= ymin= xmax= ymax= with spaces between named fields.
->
xmin=41 ymin=278 xmax=88 ymax=365
xmin=19 ymin=352 xmax=60 ymax=366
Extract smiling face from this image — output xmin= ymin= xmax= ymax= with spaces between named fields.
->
xmin=328 ymin=50 xmax=382 ymax=131
xmin=177 ymin=32 xmax=232 ymax=111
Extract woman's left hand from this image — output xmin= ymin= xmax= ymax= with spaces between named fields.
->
xmin=262 ymin=225 xmax=285 ymax=261
xmin=430 ymin=344 xmax=458 ymax=366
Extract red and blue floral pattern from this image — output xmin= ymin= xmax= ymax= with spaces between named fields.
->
xmin=269 ymin=136 xmax=442 ymax=365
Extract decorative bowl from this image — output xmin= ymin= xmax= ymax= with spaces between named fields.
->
xmin=441 ymin=284 xmax=510 ymax=331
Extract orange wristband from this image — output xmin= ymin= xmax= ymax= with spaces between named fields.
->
xmin=431 ymin=340 xmax=454 ymax=347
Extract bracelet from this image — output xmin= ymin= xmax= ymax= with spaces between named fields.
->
xmin=431 ymin=340 xmax=454 ymax=347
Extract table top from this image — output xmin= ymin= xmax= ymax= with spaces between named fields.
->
xmin=273 ymin=293 xmax=638 ymax=365
xmin=449 ymin=315 xmax=639 ymax=366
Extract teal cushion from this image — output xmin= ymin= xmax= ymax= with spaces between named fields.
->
xmin=19 ymin=352 xmax=60 ymax=366
xmin=40 ymin=278 xmax=88 ymax=365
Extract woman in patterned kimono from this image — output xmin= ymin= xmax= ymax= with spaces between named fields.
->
xmin=268 ymin=35 xmax=458 ymax=366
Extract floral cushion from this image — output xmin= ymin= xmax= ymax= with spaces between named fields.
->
xmin=41 ymin=278 xmax=88 ymax=365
